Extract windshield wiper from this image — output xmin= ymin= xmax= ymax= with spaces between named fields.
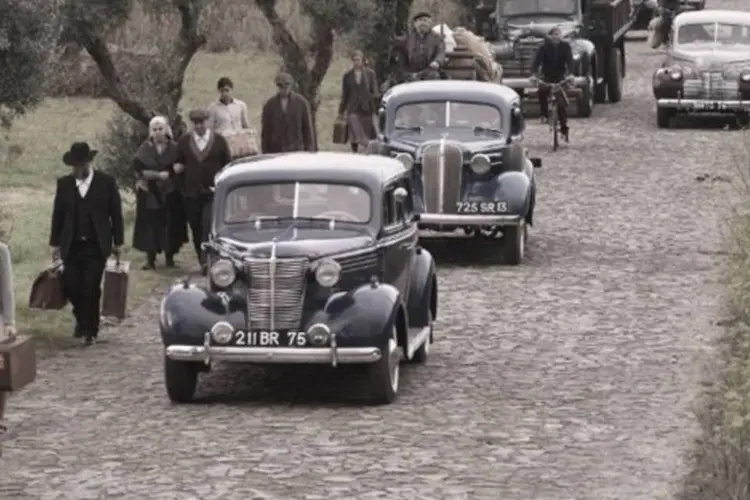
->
xmin=473 ymin=126 xmax=503 ymax=135
xmin=394 ymin=125 xmax=423 ymax=133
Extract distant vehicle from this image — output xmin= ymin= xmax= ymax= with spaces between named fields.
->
xmin=478 ymin=0 xmax=635 ymax=117
xmin=631 ymin=0 xmax=705 ymax=31
xmin=652 ymin=9 xmax=750 ymax=128
xmin=159 ymin=153 xmax=438 ymax=405
xmin=368 ymin=80 xmax=541 ymax=265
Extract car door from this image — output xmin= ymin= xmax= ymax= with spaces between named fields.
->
xmin=380 ymin=181 xmax=413 ymax=299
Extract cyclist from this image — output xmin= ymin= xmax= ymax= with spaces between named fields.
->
xmin=530 ymin=26 xmax=575 ymax=142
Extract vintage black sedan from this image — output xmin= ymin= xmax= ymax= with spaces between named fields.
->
xmin=368 ymin=80 xmax=542 ymax=265
xmin=159 ymin=152 xmax=438 ymax=405
xmin=653 ymin=10 xmax=750 ymax=128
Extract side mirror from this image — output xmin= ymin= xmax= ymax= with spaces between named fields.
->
xmin=393 ymin=186 xmax=408 ymax=203
xmin=530 ymin=157 xmax=542 ymax=168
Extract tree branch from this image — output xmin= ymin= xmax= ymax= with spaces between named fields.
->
xmin=254 ymin=0 xmax=308 ymax=81
xmin=308 ymin=20 xmax=334 ymax=98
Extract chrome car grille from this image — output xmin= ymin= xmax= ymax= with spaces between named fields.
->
xmin=500 ymin=39 xmax=544 ymax=78
xmin=683 ymin=72 xmax=739 ymax=100
xmin=244 ymin=257 xmax=308 ymax=331
xmin=421 ymin=141 xmax=464 ymax=214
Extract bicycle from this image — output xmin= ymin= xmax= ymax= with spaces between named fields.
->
xmin=535 ymin=78 xmax=571 ymax=151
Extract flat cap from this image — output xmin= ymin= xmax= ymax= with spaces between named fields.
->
xmin=275 ymin=71 xmax=294 ymax=86
xmin=188 ymin=108 xmax=210 ymax=122
xmin=412 ymin=11 xmax=431 ymax=21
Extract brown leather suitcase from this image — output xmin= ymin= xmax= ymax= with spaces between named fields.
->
xmin=0 ymin=335 xmax=36 ymax=391
xmin=28 ymin=263 xmax=67 ymax=310
xmin=226 ymin=129 xmax=259 ymax=159
xmin=332 ymin=118 xmax=348 ymax=144
xmin=101 ymin=258 xmax=129 ymax=320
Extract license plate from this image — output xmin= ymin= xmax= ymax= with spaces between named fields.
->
xmin=230 ymin=330 xmax=307 ymax=347
xmin=456 ymin=201 xmax=508 ymax=214
xmin=693 ymin=102 xmax=727 ymax=110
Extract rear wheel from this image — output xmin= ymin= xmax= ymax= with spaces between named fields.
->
xmin=551 ymin=102 xmax=559 ymax=151
xmin=164 ymin=356 xmax=199 ymax=403
xmin=607 ymin=48 xmax=623 ymax=103
xmin=657 ymin=106 xmax=674 ymax=128
xmin=367 ymin=323 xmax=400 ymax=405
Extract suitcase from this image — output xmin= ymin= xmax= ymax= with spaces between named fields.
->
xmin=332 ymin=117 xmax=348 ymax=144
xmin=225 ymin=129 xmax=259 ymax=159
xmin=101 ymin=258 xmax=129 ymax=320
xmin=0 ymin=335 xmax=36 ymax=392
xmin=28 ymin=263 xmax=67 ymax=310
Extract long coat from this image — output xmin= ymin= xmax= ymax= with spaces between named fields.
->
xmin=131 ymin=139 xmax=188 ymax=255
xmin=260 ymin=92 xmax=316 ymax=153
xmin=394 ymin=30 xmax=446 ymax=73
xmin=338 ymin=68 xmax=379 ymax=145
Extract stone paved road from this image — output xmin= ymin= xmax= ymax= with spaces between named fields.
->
xmin=2 ymin=3 xmax=749 ymax=496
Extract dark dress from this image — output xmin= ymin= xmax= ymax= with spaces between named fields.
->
xmin=131 ymin=140 xmax=188 ymax=256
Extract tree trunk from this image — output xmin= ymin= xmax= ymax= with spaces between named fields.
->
xmin=363 ymin=0 xmax=413 ymax=86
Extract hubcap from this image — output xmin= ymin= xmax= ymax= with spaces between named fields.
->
xmin=388 ymin=326 xmax=399 ymax=393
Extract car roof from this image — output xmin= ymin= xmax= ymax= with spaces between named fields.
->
xmin=382 ymin=80 xmax=519 ymax=108
xmin=215 ymin=152 xmax=406 ymax=189
xmin=674 ymin=9 xmax=750 ymax=26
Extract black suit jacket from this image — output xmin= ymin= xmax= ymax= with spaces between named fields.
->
xmin=49 ymin=170 xmax=124 ymax=261
xmin=532 ymin=40 xmax=574 ymax=82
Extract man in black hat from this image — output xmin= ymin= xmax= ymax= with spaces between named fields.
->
xmin=392 ymin=12 xmax=446 ymax=81
xmin=49 ymin=142 xmax=124 ymax=345
xmin=173 ymin=108 xmax=231 ymax=271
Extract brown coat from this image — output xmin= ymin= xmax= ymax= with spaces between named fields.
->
xmin=338 ymin=68 xmax=378 ymax=116
xmin=261 ymin=92 xmax=315 ymax=153
xmin=394 ymin=30 xmax=446 ymax=73
xmin=174 ymin=132 xmax=231 ymax=198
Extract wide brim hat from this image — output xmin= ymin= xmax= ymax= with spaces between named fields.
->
xmin=62 ymin=142 xmax=97 ymax=166
xmin=412 ymin=11 xmax=432 ymax=22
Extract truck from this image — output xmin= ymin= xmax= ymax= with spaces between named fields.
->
xmin=475 ymin=0 xmax=634 ymax=117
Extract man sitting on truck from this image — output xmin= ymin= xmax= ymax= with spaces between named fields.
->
xmin=530 ymin=26 xmax=575 ymax=142
xmin=393 ymin=12 xmax=446 ymax=81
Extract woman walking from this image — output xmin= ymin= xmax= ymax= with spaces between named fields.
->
xmin=0 ymin=239 xmax=17 ymax=437
xmin=132 ymin=116 xmax=187 ymax=269
xmin=338 ymin=50 xmax=379 ymax=153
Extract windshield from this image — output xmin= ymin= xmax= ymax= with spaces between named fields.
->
xmin=394 ymin=101 xmax=503 ymax=131
xmin=223 ymin=182 xmax=371 ymax=224
xmin=676 ymin=22 xmax=750 ymax=47
xmin=500 ymin=0 xmax=577 ymax=17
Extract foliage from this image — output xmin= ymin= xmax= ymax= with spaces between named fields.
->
xmin=98 ymin=111 xmax=148 ymax=193
xmin=0 ymin=0 xmax=59 ymax=128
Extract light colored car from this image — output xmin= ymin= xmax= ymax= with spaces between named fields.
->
xmin=652 ymin=9 xmax=750 ymax=128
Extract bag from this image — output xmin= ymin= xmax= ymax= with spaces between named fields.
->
xmin=101 ymin=258 xmax=130 ymax=320
xmin=225 ymin=129 xmax=258 ymax=159
xmin=0 ymin=335 xmax=37 ymax=392
xmin=332 ymin=117 xmax=348 ymax=144
xmin=28 ymin=263 xmax=67 ymax=310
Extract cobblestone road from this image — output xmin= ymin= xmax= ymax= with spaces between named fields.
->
xmin=2 ymin=3 xmax=749 ymax=497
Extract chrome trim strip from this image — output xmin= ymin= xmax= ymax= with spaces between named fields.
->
xmin=419 ymin=214 xmax=522 ymax=225
xmin=438 ymin=138 xmax=445 ymax=214
xmin=269 ymin=240 xmax=277 ymax=332
xmin=165 ymin=345 xmax=382 ymax=364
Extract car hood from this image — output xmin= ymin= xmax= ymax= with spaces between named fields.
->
xmin=215 ymin=230 xmax=375 ymax=259
xmin=672 ymin=47 xmax=750 ymax=68
xmin=390 ymin=129 xmax=504 ymax=151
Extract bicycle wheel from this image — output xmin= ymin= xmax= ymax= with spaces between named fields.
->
xmin=551 ymin=99 xmax=559 ymax=151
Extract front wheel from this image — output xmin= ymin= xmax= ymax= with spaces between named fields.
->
xmin=367 ymin=323 xmax=400 ymax=405
xmin=164 ymin=355 xmax=200 ymax=403
xmin=656 ymin=106 xmax=674 ymax=128
xmin=502 ymin=222 xmax=526 ymax=265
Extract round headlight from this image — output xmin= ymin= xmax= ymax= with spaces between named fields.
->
xmin=395 ymin=152 xmax=414 ymax=169
xmin=314 ymin=259 xmax=341 ymax=287
xmin=209 ymin=259 xmax=236 ymax=288
xmin=741 ymin=72 xmax=750 ymax=82
xmin=669 ymin=69 xmax=682 ymax=80
xmin=211 ymin=321 xmax=234 ymax=344
xmin=307 ymin=323 xmax=331 ymax=347
xmin=470 ymin=154 xmax=492 ymax=175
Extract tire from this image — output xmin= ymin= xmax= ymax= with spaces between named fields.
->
xmin=409 ymin=310 xmax=433 ymax=364
xmin=367 ymin=323 xmax=400 ymax=405
xmin=164 ymin=355 xmax=199 ymax=403
xmin=577 ymin=71 xmax=595 ymax=118
xmin=656 ymin=106 xmax=673 ymax=128
xmin=607 ymin=48 xmax=623 ymax=103
xmin=551 ymin=107 xmax=559 ymax=151
xmin=502 ymin=222 xmax=526 ymax=265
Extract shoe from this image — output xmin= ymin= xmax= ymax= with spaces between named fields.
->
xmin=562 ymin=129 xmax=569 ymax=142
xmin=84 ymin=336 xmax=95 ymax=346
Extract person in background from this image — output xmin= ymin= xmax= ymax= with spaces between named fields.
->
xmin=338 ymin=50 xmax=379 ymax=153
xmin=260 ymin=72 xmax=316 ymax=153
xmin=392 ymin=12 xmax=446 ymax=81
xmin=131 ymin=116 xmax=187 ymax=270
xmin=530 ymin=26 xmax=575 ymax=142
xmin=0 ymin=240 xmax=17 ymax=436
xmin=208 ymin=77 xmax=250 ymax=137
xmin=173 ymin=109 xmax=231 ymax=272
xmin=49 ymin=142 xmax=124 ymax=345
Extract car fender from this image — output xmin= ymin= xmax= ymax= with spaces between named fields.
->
xmin=480 ymin=171 xmax=532 ymax=216
xmin=159 ymin=283 xmax=246 ymax=346
xmin=307 ymin=281 xmax=405 ymax=350
xmin=406 ymin=247 xmax=437 ymax=327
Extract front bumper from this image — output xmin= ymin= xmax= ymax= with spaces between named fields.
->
xmin=657 ymin=98 xmax=750 ymax=111
xmin=166 ymin=344 xmax=382 ymax=365
xmin=419 ymin=213 xmax=522 ymax=226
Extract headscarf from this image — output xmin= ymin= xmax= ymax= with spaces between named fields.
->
xmin=148 ymin=115 xmax=173 ymax=140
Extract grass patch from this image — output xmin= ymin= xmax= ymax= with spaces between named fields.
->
xmin=679 ymin=132 xmax=750 ymax=499
xmin=1 ymin=51 xmax=348 ymax=349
